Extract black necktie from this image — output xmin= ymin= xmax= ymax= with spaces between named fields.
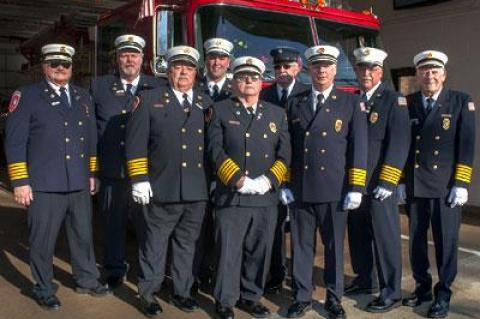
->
xmin=246 ymin=106 xmax=255 ymax=120
xmin=280 ymin=88 xmax=288 ymax=107
xmin=59 ymin=86 xmax=70 ymax=108
xmin=426 ymin=97 xmax=434 ymax=114
xmin=212 ymin=84 xmax=219 ymax=100
xmin=360 ymin=92 xmax=368 ymax=103
xmin=182 ymin=93 xmax=191 ymax=113
xmin=126 ymin=83 xmax=133 ymax=97
xmin=315 ymin=93 xmax=324 ymax=113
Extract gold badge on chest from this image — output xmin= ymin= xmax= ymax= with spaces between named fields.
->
xmin=335 ymin=119 xmax=342 ymax=132
xmin=442 ymin=118 xmax=450 ymax=130
xmin=369 ymin=112 xmax=379 ymax=124
xmin=269 ymin=122 xmax=277 ymax=133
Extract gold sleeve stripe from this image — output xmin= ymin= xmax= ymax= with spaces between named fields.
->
xmin=270 ymin=160 xmax=287 ymax=184
xmin=379 ymin=164 xmax=402 ymax=185
xmin=348 ymin=168 xmax=366 ymax=186
xmin=8 ymin=162 xmax=29 ymax=181
xmin=218 ymin=158 xmax=240 ymax=185
xmin=127 ymin=157 xmax=148 ymax=177
xmin=455 ymin=164 xmax=473 ymax=183
xmin=89 ymin=156 xmax=98 ymax=172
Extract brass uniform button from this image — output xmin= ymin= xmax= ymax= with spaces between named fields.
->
xmin=320 ymin=166 xmax=325 ymax=171
xmin=246 ymin=133 xmax=250 ymax=138
xmin=434 ymin=150 xmax=439 ymax=156
xmin=305 ymin=131 xmax=310 ymax=136
xmin=415 ymin=164 xmax=419 ymax=168
xmin=197 ymin=163 xmax=202 ymax=168
xmin=120 ymin=141 xmax=125 ymax=146
xmin=64 ymin=121 xmax=68 ymax=126
xmin=320 ymin=149 xmax=326 ymax=154
xmin=415 ymin=150 xmax=420 ymax=154
xmin=80 ymin=137 xmax=85 ymax=142
xmin=78 ymin=121 xmax=83 ymax=126
xmin=198 ymin=146 xmax=203 ymax=151
xmin=65 ymin=138 xmax=70 ymax=143
xmin=435 ymin=136 xmax=440 ymax=140
xmin=246 ymin=152 xmax=251 ymax=157
xmin=80 ymin=154 xmax=85 ymax=158
xmin=304 ymin=165 xmax=308 ymax=170
xmin=182 ymin=162 xmax=187 ymax=167
xmin=122 ymin=109 xmax=127 ymax=114
xmin=66 ymin=155 xmax=71 ymax=160
xmin=182 ymin=145 xmax=187 ymax=150
xmin=181 ymin=128 xmax=186 ymax=133
xmin=416 ymin=135 xmax=420 ymax=140
xmin=322 ymin=131 xmax=327 ymax=137
xmin=433 ymin=165 xmax=438 ymax=170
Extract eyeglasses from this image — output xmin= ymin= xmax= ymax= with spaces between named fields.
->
xmin=234 ymin=74 xmax=261 ymax=82
xmin=48 ymin=60 xmax=72 ymax=69
xmin=274 ymin=64 xmax=293 ymax=70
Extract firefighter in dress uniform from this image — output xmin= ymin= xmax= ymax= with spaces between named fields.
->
xmin=345 ymin=47 xmax=410 ymax=313
xmin=91 ymin=34 xmax=164 ymax=289
xmin=125 ymin=45 xmax=212 ymax=317
xmin=285 ymin=45 xmax=368 ymax=319
xmin=198 ymin=38 xmax=234 ymax=102
xmin=193 ymin=37 xmax=235 ymax=292
xmin=398 ymin=51 xmax=475 ymax=319
xmin=260 ymin=47 xmax=309 ymax=294
xmin=5 ymin=43 xmax=110 ymax=310
xmin=207 ymin=56 xmax=291 ymax=319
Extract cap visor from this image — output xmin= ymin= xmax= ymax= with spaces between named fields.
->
xmin=117 ymin=45 xmax=143 ymax=53
xmin=416 ymin=61 xmax=444 ymax=68
xmin=308 ymin=56 xmax=337 ymax=65
xmin=169 ymin=56 xmax=198 ymax=67
xmin=233 ymin=66 xmax=261 ymax=75
xmin=206 ymin=49 xmax=230 ymax=56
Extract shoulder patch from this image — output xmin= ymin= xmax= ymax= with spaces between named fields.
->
xmin=8 ymin=90 xmax=21 ymax=113
xmin=468 ymin=102 xmax=475 ymax=111
xmin=397 ymin=96 xmax=407 ymax=106
xmin=132 ymin=96 xmax=140 ymax=111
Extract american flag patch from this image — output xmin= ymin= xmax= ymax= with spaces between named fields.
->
xmin=468 ymin=102 xmax=475 ymax=111
xmin=398 ymin=96 xmax=407 ymax=106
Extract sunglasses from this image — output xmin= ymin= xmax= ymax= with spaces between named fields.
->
xmin=234 ymin=74 xmax=261 ymax=82
xmin=274 ymin=64 xmax=293 ymax=70
xmin=48 ymin=60 xmax=72 ymax=69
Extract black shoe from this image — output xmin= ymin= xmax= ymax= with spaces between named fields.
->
xmin=107 ymin=275 xmax=124 ymax=289
xmin=35 ymin=294 xmax=61 ymax=311
xmin=344 ymin=281 xmax=378 ymax=296
xmin=169 ymin=294 xmax=199 ymax=313
xmin=286 ymin=301 xmax=312 ymax=318
xmin=139 ymin=296 xmax=163 ymax=318
xmin=366 ymin=297 xmax=401 ymax=313
xmin=402 ymin=292 xmax=433 ymax=307
xmin=74 ymin=284 xmax=112 ymax=297
xmin=215 ymin=304 xmax=234 ymax=319
xmin=427 ymin=300 xmax=449 ymax=318
xmin=236 ymin=299 xmax=270 ymax=318
xmin=325 ymin=300 xmax=346 ymax=319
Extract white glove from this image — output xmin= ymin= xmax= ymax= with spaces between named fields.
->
xmin=238 ymin=177 xmax=258 ymax=195
xmin=447 ymin=186 xmax=468 ymax=208
xmin=373 ymin=186 xmax=393 ymax=201
xmin=396 ymin=184 xmax=407 ymax=205
xmin=280 ymin=188 xmax=295 ymax=205
xmin=132 ymin=181 xmax=153 ymax=205
xmin=343 ymin=192 xmax=362 ymax=210
xmin=252 ymin=175 xmax=272 ymax=195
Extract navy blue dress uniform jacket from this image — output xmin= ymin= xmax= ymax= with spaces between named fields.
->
xmin=91 ymin=74 xmax=165 ymax=179
xmin=404 ymin=89 xmax=476 ymax=198
xmin=286 ymin=87 xmax=368 ymax=203
xmin=364 ymin=83 xmax=411 ymax=192
xmin=207 ymin=97 xmax=291 ymax=207
xmin=260 ymin=80 xmax=309 ymax=108
xmin=198 ymin=76 xmax=233 ymax=102
xmin=125 ymin=85 xmax=212 ymax=203
xmin=5 ymin=80 xmax=97 ymax=192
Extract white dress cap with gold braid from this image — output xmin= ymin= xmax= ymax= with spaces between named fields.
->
xmin=304 ymin=45 xmax=340 ymax=65
xmin=166 ymin=45 xmax=200 ymax=67
xmin=114 ymin=34 xmax=146 ymax=53
xmin=204 ymin=38 xmax=234 ymax=56
xmin=413 ymin=50 xmax=448 ymax=68
xmin=353 ymin=47 xmax=388 ymax=67
xmin=41 ymin=43 xmax=75 ymax=62
xmin=231 ymin=56 xmax=265 ymax=75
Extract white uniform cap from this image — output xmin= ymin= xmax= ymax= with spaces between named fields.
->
xmin=114 ymin=34 xmax=146 ymax=53
xmin=204 ymin=38 xmax=234 ymax=56
xmin=166 ymin=45 xmax=200 ymax=66
xmin=41 ymin=43 xmax=75 ymax=62
xmin=231 ymin=56 xmax=265 ymax=75
xmin=353 ymin=47 xmax=388 ymax=67
xmin=304 ymin=45 xmax=340 ymax=65
xmin=413 ymin=50 xmax=448 ymax=68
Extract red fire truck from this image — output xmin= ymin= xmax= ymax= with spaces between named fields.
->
xmin=95 ymin=0 xmax=381 ymax=88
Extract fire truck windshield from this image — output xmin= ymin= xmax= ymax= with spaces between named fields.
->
xmin=195 ymin=5 xmax=380 ymax=87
